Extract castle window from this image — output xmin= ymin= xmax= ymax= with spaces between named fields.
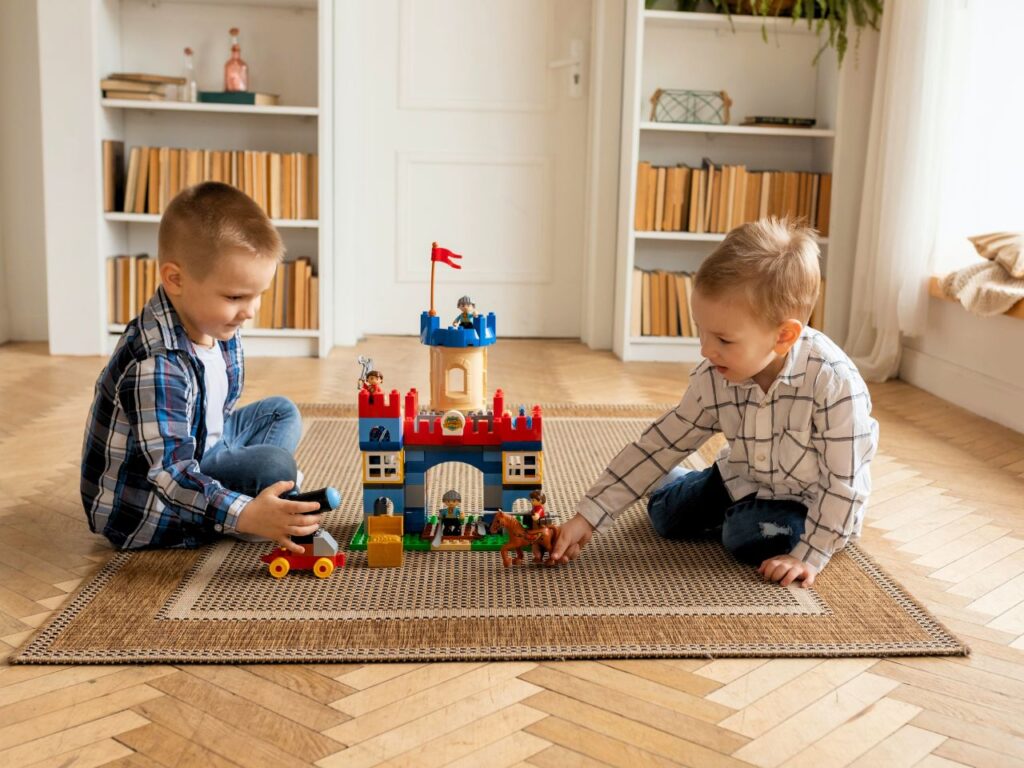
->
xmin=503 ymin=451 xmax=542 ymax=484
xmin=446 ymin=366 xmax=467 ymax=395
xmin=363 ymin=451 xmax=403 ymax=483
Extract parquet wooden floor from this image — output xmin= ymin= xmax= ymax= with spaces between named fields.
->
xmin=1 ymin=338 xmax=1022 ymax=767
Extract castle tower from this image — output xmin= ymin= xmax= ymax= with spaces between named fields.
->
xmin=420 ymin=311 xmax=496 ymax=413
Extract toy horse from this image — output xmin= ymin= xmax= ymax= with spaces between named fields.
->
xmin=489 ymin=510 xmax=559 ymax=567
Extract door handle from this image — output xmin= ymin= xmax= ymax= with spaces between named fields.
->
xmin=548 ymin=39 xmax=583 ymax=99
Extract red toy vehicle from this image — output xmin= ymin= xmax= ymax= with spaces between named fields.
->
xmin=259 ymin=486 xmax=345 ymax=578
xmin=261 ymin=528 xmax=345 ymax=578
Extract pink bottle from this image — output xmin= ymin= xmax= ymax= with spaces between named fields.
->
xmin=224 ymin=27 xmax=249 ymax=92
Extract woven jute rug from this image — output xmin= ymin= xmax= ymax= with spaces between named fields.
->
xmin=13 ymin=404 xmax=966 ymax=663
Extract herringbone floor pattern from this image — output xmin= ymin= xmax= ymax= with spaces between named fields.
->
xmin=1 ymin=337 xmax=1022 ymax=767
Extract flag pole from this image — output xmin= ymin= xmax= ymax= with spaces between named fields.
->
xmin=429 ymin=241 xmax=437 ymax=317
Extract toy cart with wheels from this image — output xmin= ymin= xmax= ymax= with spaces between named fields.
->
xmin=261 ymin=528 xmax=346 ymax=578
xmin=259 ymin=486 xmax=346 ymax=578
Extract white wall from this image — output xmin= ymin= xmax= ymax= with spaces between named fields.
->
xmin=899 ymin=2 xmax=1024 ymax=435
xmin=901 ymin=301 xmax=1024 ymax=434
xmin=0 ymin=0 xmax=48 ymax=342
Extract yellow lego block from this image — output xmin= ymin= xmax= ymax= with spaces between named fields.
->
xmin=366 ymin=515 xmax=404 ymax=567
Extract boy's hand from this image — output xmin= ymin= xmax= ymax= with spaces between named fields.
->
xmin=550 ymin=513 xmax=595 ymax=565
xmin=758 ymin=554 xmax=817 ymax=588
xmin=236 ymin=481 xmax=323 ymax=554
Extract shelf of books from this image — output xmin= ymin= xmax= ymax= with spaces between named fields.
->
xmin=107 ymin=253 xmax=320 ymax=338
xmin=91 ymin=0 xmax=330 ymax=357
xmin=613 ymin=0 xmax=840 ymax=362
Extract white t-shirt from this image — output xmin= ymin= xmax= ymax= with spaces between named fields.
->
xmin=191 ymin=340 xmax=228 ymax=452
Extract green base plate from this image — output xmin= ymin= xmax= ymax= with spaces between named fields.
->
xmin=348 ymin=517 xmax=522 ymax=552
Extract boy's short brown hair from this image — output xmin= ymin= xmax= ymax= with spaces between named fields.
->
xmin=694 ymin=217 xmax=821 ymax=326
xmin=157 ymin=182 xmax=284 ymax=277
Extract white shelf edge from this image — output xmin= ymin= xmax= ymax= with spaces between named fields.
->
xmin=640 ymin=121 xmax=835 ymax=138
xmin=104 ymin=212 xmax=319 ymax=229
xmin=108 ymin=324 xmax=320 ymax=339
xmin=101 ymin=98 xmax=318 ymax=117
xmin=644 ymin=10 xmax=823 ymax=36
xmin=634 ymin=231 xmax=829 ymax=244
xmin=631 ymin=336 xmax=699 ymax=345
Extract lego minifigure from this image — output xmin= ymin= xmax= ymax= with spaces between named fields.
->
xmin=526 ymin=489 xmax=547 ymax=529
xmin=439 ymin=489 xmax=463 ymax=536
xmin=363 ymin=370 xmax=384 ymax=393
xmin=451 ymin=295 xmax=477 ymax=329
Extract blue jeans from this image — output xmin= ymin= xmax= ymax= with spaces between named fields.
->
xmin=200 ymin=396 xmax=302 ymax=498
xmin=647 ymin=464 xmax=807 ymax=566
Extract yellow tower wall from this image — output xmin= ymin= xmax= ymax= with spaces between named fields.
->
xmin=429 ymin=345 xmax=488 ymax=412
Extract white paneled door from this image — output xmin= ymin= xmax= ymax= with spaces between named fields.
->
xmin=357 ymin=0 xmax=592 ymax=337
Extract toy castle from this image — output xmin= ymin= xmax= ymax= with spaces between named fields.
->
xmin=352 ymin=249 xmax=544 ymax=553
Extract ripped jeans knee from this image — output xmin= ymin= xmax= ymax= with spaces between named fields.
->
xmin=721 ymin=500 xmax=807 ymax=566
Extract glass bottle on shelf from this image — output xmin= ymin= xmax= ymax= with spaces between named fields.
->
xmin=223 ymin=27 xmax=249 ymax=92
xmin=180 ymin=47 xmax=198 ymax=102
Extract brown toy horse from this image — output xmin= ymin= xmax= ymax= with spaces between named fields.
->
xmin=489 ymin=510 xmax=559 ymax=567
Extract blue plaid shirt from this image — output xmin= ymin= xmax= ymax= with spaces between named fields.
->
xmin=81 ymin=286 xmax=251 ymax=549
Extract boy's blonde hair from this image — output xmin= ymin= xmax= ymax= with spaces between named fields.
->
xmin=157 ymin=182 xmax=284 ymax=277
xmin=694 ymin=218 xmax=821 ymax=326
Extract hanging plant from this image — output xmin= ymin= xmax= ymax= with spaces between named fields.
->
xmin=646 ymin=0 xmax=883 ymax=66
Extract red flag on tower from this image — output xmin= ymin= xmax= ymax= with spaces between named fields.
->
xmin=431 ymin=243 xmax=462 ymax=269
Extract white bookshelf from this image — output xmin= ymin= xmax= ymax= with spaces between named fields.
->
xmin=39 ymin=0 xmax=332 ymax=357
xmin=613 ymin=1 xmax=868 ymax=363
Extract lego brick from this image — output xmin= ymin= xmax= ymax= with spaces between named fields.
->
xmin=403 ymin=507 xmax=427 ymax=534
xmin=501 ymin=489 xmax=535 ymax=514
xmin=366 ymin=515 xmax=404 ymax=567
xmin=363 ymin=488 xmax=404 ymax=516
xmin=420 ymin=311 xmax=497 ymax=348
xmin=358 ymin=387 xmax=403 ymax=418
xmin=359 ymin=417 xmax=403 ymax=446
xmin=405 ymin=484 xmax=425 ymax=507
xmin=500 ymin=441 xmax=543 ymax=452
xmin=484 ymin=483 xmax=503 ymax=509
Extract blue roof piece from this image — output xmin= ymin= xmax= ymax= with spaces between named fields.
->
xmin=420 ymin=311 xmax=497 ymax=348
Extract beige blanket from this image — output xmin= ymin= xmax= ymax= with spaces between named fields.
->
xmin=941 ymin=232 xmax=1024 ymax=315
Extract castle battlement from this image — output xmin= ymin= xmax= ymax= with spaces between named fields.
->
xmin=400 ymin=389 xmax=543 ymax=446
xmin=358 ymin=387 xmax=402 ymax=418
xmin=420 ymin=311 xmax=497 ymax=348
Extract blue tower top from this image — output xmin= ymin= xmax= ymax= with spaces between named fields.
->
xmin=420 ymin=311 xmax=497 ymax=348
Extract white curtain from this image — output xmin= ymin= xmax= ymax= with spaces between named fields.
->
xmin=844 ymin=0 xmax=970 ymax=381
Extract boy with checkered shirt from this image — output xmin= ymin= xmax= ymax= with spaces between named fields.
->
xmin=552 ymin=218 xmax=879 ymax=587
xmin=81 ymin=183 xmax=322 ymax=551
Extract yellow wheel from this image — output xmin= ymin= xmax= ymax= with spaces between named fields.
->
xmin=313 ymin=558 xmax=335 ymax=579
xmin=268 ymin=557 xmax=290 ymax=579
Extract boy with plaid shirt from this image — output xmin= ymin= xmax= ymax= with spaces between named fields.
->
xmin=553 ymin=219 xmax=879 ymax=587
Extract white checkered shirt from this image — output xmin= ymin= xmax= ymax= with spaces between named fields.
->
xmin=576 ymin=328 xmax=879 ymax=571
